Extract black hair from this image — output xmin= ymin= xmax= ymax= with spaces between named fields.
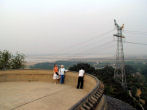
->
xmin=81 ymin=67 xmax=84 ymax=69
xmin=54 ymin=64 xmax=57 ymax=67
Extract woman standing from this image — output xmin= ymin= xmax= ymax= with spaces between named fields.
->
xmin=53 ymin=64 xmax=59 ymax=83
xmin=59 ymin=65 xmax=67 ymax=84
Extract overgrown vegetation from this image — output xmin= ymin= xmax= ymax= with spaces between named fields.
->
xmin=69 ymin=63 xmax=147 ymax=110
xmin=69 ymin=63 xmax=95 ymax=73
xmin=0 ymin=50 xmax=25 ymax=70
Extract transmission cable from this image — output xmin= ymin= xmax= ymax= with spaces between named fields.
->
xmin=57 ymin=29 xmax=115 ymax=54
xmin=124 ymin=29 xmax=147 ymax=35
xmin=124 ymin=41 xmax=147 ymax=46
xmin=71 ymin=40 xmax=115 ymax=55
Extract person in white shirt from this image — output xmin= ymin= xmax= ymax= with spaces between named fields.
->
xmin=59 ymin=65 xmax=68 ymax=84
xmin=77 ymin=67 xmax=85 ymax=89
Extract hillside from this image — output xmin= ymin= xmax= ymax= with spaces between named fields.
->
xmin=68 ymin=63 xmax=147 ymax=110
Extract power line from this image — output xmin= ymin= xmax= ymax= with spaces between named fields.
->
xmin=73 ymin=36 xmax=114 ymax=51
xmin=70 ymin=35 xmax=112 ymax=51
xmin=76 ymin=29 xmax=115 ymax=45
xmin=71 ymin=40 xmax=115 ymax=55
xmin=124 ymin=30 xmax=147 ymax=35
xmin=124 ymin=41 xmax=147 ymax=46
xmin=124 ymin=34 xmax=147 ymax=39
xmin=57 ymin=29 xmax=115 ymax=54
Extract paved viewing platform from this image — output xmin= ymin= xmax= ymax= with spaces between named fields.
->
xmin=0 ymin=70 xmax=135 ymax=110
xmin=0 ymin=70 xmax=101 ymax=110
xmin=0 ymin=82 xmax=87 ymax=110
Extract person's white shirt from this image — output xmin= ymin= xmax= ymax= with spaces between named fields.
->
xmin=59 ymin=68 xmax=68 ymax=75
xmin=78 ymin=69 xmax=85 ymax=77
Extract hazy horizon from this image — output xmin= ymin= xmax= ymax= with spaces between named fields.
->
xmin=0 ymin=0 xmax=147 ymax=57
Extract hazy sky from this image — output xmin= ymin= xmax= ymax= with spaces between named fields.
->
xmin=0 ymin=0 xmax=147 ymax=56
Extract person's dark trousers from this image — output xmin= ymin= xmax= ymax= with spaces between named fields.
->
xmin=60 ymin=75 xmax=64 ymax=84
xmin=77 ymin=77 xmax=83 ymax=89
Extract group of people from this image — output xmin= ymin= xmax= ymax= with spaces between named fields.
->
xmin=53 ymin=64 xmax=85 ymax=89
xmin=53 ymin=64 xmax=67 ymax=84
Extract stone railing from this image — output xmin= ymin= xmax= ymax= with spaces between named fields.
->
xmin=69 ymin=74 xmax=104 ymax=110
xmin=0 ymin=69 xmax=104 ymax=110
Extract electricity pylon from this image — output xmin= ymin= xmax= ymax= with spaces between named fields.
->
xmin=113 ymin=19 xmax=127 ymax=88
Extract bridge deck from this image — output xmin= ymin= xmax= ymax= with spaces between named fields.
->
xmin=0 ymin=82 xmax=87 ymax=110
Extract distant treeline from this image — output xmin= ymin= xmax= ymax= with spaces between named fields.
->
xmin=30 ymin=60 xmax=147 ymax=77
xmin=124 ymin=61 xmax=147 ymax=77
xmin=30 ymin=61 xmax=96 ymax=70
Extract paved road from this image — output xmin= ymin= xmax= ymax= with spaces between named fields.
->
xmin=0 ymin=82 xmax=87 ymax=110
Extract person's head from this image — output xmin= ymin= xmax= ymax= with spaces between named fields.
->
xmin=61 ymin=65 xmax=64 ymax=68
xmin=54 ymin=64 xmax=57 ymax=67
xmin=81 ymin=67 xmax=84 ymax=70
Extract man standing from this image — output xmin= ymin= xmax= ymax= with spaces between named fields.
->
xmin=77 ymin=67 xmax=85 ymax=89
xmin=59 ymin=65 xmax=68 ymax=84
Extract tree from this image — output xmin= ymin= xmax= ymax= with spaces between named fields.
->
xmin=69 ymin=63 xmax=95 ymax=74
xmin=125 ymin=65 xmax=136 ymax=75
xmin=11 ymin=53 xmax=25 ymax=69
xmin=141 ymin=64 xmax=147 ymax=77
xmin=0 ymin=50 xmax=11 ymax=70
xmin=0 ymin=50 xmax=25 ymax=70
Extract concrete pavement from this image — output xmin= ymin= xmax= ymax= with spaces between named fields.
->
xmin=0 ymin=82 xmax=87 ymax=110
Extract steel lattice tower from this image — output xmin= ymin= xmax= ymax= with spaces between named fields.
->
xmin=113 ymin=19 xmax=127 ymax=88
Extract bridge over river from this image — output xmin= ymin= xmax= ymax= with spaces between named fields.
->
xmin=0 ymin=70 xmax=135 ymax=110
